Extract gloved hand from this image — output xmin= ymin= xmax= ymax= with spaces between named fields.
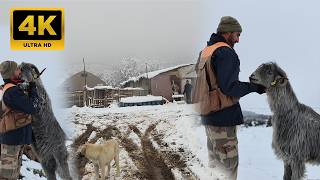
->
xmin=28 ymin=81 xmax=36 ymax=88
xmin=254 ymin=84 xmax=266 ymax=94
xmin=17 ymin=81 xmax=36 ymax=92
xmin=18 ymin=81 xmax=30 ymax=90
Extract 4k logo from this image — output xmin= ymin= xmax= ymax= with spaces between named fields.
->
xmin=10 ymin=8 xmax=64 ymax=50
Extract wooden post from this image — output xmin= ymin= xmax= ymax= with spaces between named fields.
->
xmin=83 ymin=58 xmax=87 ymax=107
xmin=118 ymin=88 xmax=120 ymax=102
xmin=145 ymin=63 xmax=151 ymax=94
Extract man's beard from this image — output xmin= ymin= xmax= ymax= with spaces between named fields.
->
xmin=227 ymin=36 xmax=235 ymax=48
xmin=227 ymin=41 xmax=235 ymax=48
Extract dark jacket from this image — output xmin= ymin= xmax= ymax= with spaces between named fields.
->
xmin=183 ymin=83 xmax=192 ymax=95
xmin=0 ymin=79 xmax=40 ymax=145
xmin=201 ymin=33 xmax=261 ymax=126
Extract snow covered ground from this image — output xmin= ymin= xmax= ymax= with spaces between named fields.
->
xmin=21 ymin=103 xmax=319 ymax=179
xmin=238 ymin=127 xmax=319 ymax=180
xmin=120 ymin=95 xmax=164 ymax=103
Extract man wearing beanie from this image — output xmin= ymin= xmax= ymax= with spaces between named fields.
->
xmin=195 ymin=16 xmax=265 ymax=179
xmin=0 ymin=61 xmax=40 ymax=179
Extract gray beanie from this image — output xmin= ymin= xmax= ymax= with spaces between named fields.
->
xmin=0 ymin=61 xmax=18 ymax=79
xmin=217 ymin=16 xmax=242 ymax=33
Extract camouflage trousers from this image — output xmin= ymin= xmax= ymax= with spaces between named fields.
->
xmin=0 ymin=144 xmax=23 ymax=180
xmin=205 ymin=125 xmax=238 ymax=180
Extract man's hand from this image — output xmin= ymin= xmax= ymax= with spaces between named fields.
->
xmin=17 ymin=81 xmax=36 ymax=93
xmin=28 ymin=81 xmax=36 ymax=88
xmin=17 ymin=81 xmax=30 ymax=90
xmin=255 ymin=84 xmax=266 ymax=94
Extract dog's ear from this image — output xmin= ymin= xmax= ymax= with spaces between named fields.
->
xmin=78 ymin=144 xmax=87 ymax=155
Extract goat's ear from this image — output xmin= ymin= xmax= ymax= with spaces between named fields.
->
xmin=276 ymin=76 xmax=288 ymax=87
xmin=276 ymin=65 xmax=287 ymax=78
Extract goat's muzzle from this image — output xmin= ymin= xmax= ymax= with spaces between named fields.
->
xmin=249 ymin=74 xmax=258 ymax=83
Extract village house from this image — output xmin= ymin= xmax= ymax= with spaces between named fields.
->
xmin=62 ymin=71 xmax=148 ymax=107
xmin=121 ymin=64 xmax=196 ymax=101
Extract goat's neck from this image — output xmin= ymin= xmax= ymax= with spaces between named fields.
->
xmin=267 ymin=82 xmax=299 ymax=115
xmin=34 ymin=80 xmax=50 ymax=108
xmin=35 ymin=81 xmax=47 ymax=96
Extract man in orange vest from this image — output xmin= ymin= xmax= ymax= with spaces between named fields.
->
xmin=199 ymin=16 xmax=265 ymax=179
xmin=0 ymin=61 xmax=40 ymax=179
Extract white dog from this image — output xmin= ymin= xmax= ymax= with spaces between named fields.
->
xmin=79 ymin=139 xmax=120 ymax=179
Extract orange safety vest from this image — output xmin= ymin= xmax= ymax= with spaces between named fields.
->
xmin=0 ymin=83 xmax=32 ymax=134
xmin=193 ymin=42 xmax=239 ymax=115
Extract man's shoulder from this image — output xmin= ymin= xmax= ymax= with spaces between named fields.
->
xmin=3 ymin=85 xmax=23 ymax=98
xmin=212 ymin=46 xmax=238 ymax=60
xmin=211 ymin=46 xmax=239 ymax=66
xmin=214 ymin=46 xmax=236 ymax=56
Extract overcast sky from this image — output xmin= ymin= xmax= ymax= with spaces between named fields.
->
xmin=202 ymin=0 xmax=320 ymax=114
xmin=2 ymin=0 xmax=206 ymax=75
xmin=1 ymin=0 xmax=320 ymax=114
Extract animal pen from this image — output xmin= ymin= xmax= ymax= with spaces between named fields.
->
xmin=66 ymin=86 xmax=148 ymax=107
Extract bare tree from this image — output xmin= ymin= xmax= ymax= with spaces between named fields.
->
xmin=101 ymin=57 xmax=161 ymax=86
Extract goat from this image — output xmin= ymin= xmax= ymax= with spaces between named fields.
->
xmin=19 ymin=62 xmax=73 ymax=180
xmin=250 ymin=62 xmax=320 ymax=180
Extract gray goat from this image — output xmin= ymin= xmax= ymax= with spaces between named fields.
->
xmin=19 ymin=62 xmax=73 ymax=180
xmin=250 ymin=62 xmax=320 ymax=180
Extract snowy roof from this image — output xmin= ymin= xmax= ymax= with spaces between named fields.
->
xmin=121 ymin=63 xmax=194 ymax=85
xmin=94 ymin=85 xmax=117 ymax=90
xmin=86 ymin=86 xmax=145 ymax=91
xmin=85 ymin=85 xmax=115 ymax=91
xmin=172 ymin=94 xmax=184 ymax=98
xmin=123 ymin=87 xmax=145 ymax=90
xmin=120 ymin=95 xmax=163 ymax=103
xmin=86 ymin=87 xmax=94 ymax=91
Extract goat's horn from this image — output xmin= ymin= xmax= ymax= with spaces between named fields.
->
xmin=39 ymin=68 xmax=46 ymax=76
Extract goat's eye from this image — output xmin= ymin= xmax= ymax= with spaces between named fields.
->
xmin=267 ymin=69 xmax=273 ymax=75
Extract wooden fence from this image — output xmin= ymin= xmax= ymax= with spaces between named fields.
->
xmin=65 ymin=87 xmax=148 ymax=108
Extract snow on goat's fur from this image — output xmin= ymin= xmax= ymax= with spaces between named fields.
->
xmin=250 ymin=62 xmax=320 ymax=180
xmin=19 ymin=62 xmax=73 ymax=180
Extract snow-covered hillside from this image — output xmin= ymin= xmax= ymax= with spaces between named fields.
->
xmin=21 ymin=103 xmax=319 ymax=179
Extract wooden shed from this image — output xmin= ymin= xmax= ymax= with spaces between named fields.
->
xmin=62 ymin=71 xmax=106 ymax=107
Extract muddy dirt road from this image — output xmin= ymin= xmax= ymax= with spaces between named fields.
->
xmin=71 ymin=109 xmax=199 ymax=180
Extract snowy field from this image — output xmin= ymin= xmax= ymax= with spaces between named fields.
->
xmin=21 ymin=103 xmax=319 ymax=179
xmin=238 ymin=127 xmax=319 ymax=180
